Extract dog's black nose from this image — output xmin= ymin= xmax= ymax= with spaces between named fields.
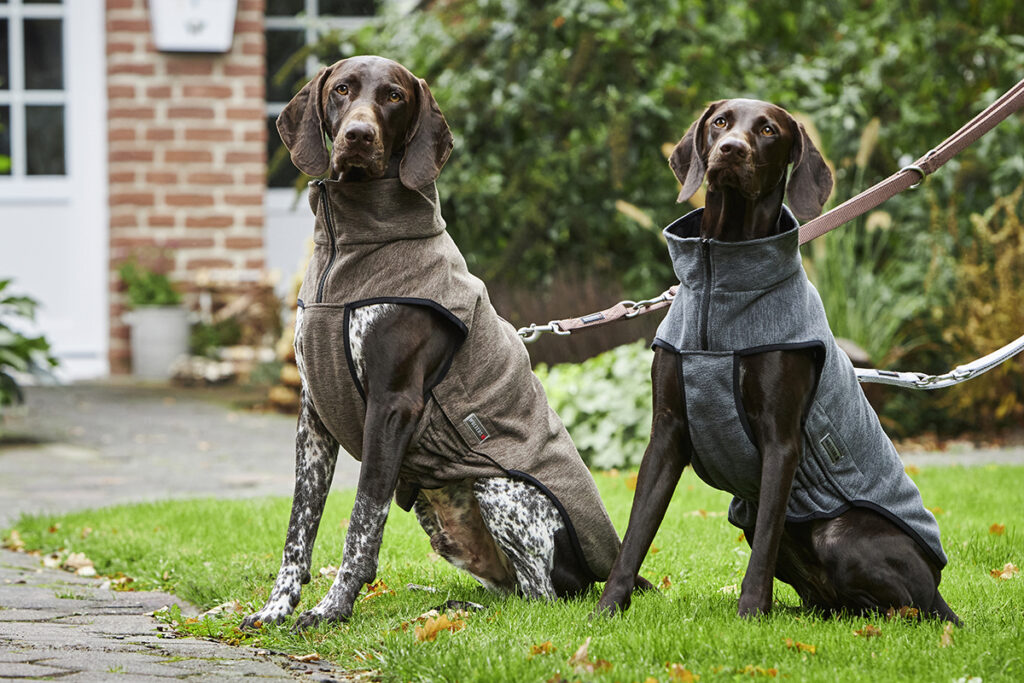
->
xmin=718 ymin=139 xmax=750 ymax=159
xmin=344 ymin=122 xmax=376 ymax=146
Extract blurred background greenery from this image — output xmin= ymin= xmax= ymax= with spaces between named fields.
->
xmin=273 ymin=0 xmax=1022 ymax=454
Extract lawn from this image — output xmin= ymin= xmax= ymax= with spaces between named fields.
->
xmin=5 ymin=465 xmax=1023 ymax=682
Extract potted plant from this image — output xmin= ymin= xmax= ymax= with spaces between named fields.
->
xmin=118 ymin=261 xmax=189 ymax=379
xmin=0 ymin=279 xmax=58 ymax=414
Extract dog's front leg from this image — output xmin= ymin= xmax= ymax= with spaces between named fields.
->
xmin=243 ymin=387 xmax=340 ymax=628
xmin=293 ymin=306 xmax=459 ymax=628
xmin=594 ymin=349 xmax=690 ymax=617
xmin=736 ymin=349 xmax=817 ymax=618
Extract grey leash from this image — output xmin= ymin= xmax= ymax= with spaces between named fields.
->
xmin=854 ymin=333 xmax=1024 ymax=389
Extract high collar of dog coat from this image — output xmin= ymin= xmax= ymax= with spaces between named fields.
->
xmin=307 ymin=178 xmax=445 ymax=245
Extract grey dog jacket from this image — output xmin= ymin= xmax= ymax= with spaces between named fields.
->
xmin=653 ymin=206 xmax=947 ymax=568
xmin=295 ymin=178 xmax=620 ymax=580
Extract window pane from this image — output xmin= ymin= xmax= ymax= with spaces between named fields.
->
xmin=266 ymin=0 xmax=304 ymax=15
xmin=26 ymin=105 xmax=65 ymax=175
xmin=0 ymin=20 xmax=8 ymax=90
xmin=319 ymin=0 xmax=376 ymax=15
xmin=0 ymin=106 xmax=10 ymax=175
xmin=25 ymin=1 xmax=64 ymax=4
xmin=266 ymin=29 xmax=305 ymax=103
xmin=24 ymin=19 xmax=63 ymax=90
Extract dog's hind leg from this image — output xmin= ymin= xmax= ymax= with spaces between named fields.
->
xmin=473 ymin=477 xmax=566 ymax=599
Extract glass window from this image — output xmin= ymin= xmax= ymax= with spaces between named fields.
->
xmin=25 ymin=104 xmax=63 ymax=175
xmin=266 ymin=0 xmax=304 ymax=16
xmin=320 ymin=0 xmax=376 ymax=16
xmin=0 ymin=105 xmax=11 ymax=175
xmin=266 ymin=28 xmax=305 ymax=104
xmin=23 ymin=18 xmax=62 ymax=90
xmin=0 ymin=19 xmax=8 ymax=89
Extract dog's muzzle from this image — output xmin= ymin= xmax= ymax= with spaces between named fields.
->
xmin=332 ymin=108 xmax=386 ymax=177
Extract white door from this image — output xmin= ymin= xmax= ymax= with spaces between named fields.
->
xmin=0 ymin=1 xmax=108 ymax=379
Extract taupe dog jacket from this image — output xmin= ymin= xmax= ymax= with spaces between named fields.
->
xmin=296 ymin=178 xmax=620 ymax=579
xmin=654 ymin=206 xmax=947 ymax=567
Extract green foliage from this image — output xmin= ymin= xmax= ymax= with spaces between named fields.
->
xmin=6 ymin=465 xmax=1024 ymax=681
xmin=536 ymin=339 xmax=652 ymax=468
xmin=189 ymin=318 xmax=242 ymax=358
xmin=117 ymin=261 xmax=182 ymax=308
xmin=0 ymin=279 xmax=58 ymax=410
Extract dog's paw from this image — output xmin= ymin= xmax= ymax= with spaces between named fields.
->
xmin=240 ymin=609 xmax=284 ymax=631
xmin=632 ymin=575 xmax=656 ymax=593
xmin=736 ymin=594 xmax=772 ymax=619
xmin=291 ymin=605 xmax=351 ymax=631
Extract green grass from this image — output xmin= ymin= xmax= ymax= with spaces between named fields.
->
xmin=6 ymin=466 xmax=1024 ymax=682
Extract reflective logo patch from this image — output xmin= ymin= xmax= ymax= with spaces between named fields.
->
xmin=463 ymin=413 xmax=489 ymax=442
xmin=819 ymin=433 xmax=843 ymax=464
xmin=581 ymin=312 xmax=606 ymax=324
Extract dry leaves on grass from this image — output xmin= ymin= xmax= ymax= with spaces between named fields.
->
xmin=360 ymin=579 xmax=394 ymax=602
xmin=989 ymin=523 xmax=1006 ymax=535
xmin=990 ymin=562 xmax=1019 ymax=580
xmin=736 ymin=665 xmax=777 ymax=677
xmin=289 ymin=653 xmax=321 ymax=663
xmin=784 ymin=638 xmax=816 ymax=654
xmin=568 ymin=637 xmax=612 ymax=675
xmin=854 ymin=624 xmax=882 ymax=638
xmin=940 ymin=623 xmax=955 ymax=648
xmin=660 ymin=575 xmax=672 ymax=590
xmin=626 ymin=472 xmax=639 ymax=491
xmin=3 ymin=529 xmax=25 ymax=551
xmin=415 ymin=612 xmax=465 ymax=642
xmin=199 ymin=601 xmax=245 ymax=618
xmin=666 ymin=662 xmax=700 ymax=681
xmin=885 ymin=606 xmax=920 ymax=620
xmin=528 ymin=641 xmax=557 ymax=659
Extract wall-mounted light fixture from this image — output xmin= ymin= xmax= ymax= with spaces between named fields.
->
xmin=150 ymin=0 xmax=238 ymax=53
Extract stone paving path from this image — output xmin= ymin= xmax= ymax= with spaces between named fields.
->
xmin=0 ymin=384 xmax=361 ymax=681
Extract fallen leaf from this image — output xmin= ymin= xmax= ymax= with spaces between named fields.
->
xmin=989 ymin=523 xmax=1006 ymax=535
xmin=688 ymin=509 xmax=708 ymax=519
xmin=885 ymin=606 xmax=920 ymax=620
xmin=3 ymin=530 xmax=25 ymax=551
xmin=426 ymin=552 xmax=442 ymax=563
xmin=361 ymin=579 xmax=394 ymax=602
xmin=785 ymin=638 xmax=817 ymax=654
xmin=644 ymin=678 xmax=659 ymax=683
xmin=48 ymin=524 xmax=60 ymax=533
xmin=353 ymin=650 xmax=375 ymax=662
xmin=719 ymin=584 xmax=739 ymax=595
xmin=76 ymin=566 xmax=97 ymax=578
xmin=568 ymin=637 xmax=612 ymax=674
xmin=319 ymin=565 xmax=339 ymax=578
xmin=288 ymin=653 xmax=320 ymax=663
xmin=528 ymin=640 xmax=556 ymax=658
xmin=736 ymin=532 xmax=746 ymax=543
xmin=928 ymin=506 xmax=944 ymax=516
xmin=990 ymin=562 xmax=1019 ymax=580
xmin=854 ymin=624 xmax=882 ymax=638
xmin=660 ymin=575 xmax=672 ymax=590
xmin=904 ymin=464 xmax=921 ymax=476
xmin=42 ymin=553 xmax=62 ymax=569
xmin=940 ymin=622 xmax=954 ymax=648
xmin=79 ymin=527 xmax=92 ymax=540
xmin=199 ymin=600 xmax=245 ymax=618
xmin=667 ymin=662 xmax=700 ymax=681
xmin=649 ymin=545 xmax=660 ymax=555
xmin=626 ymin=472 xmax=639 ymax=491
xmin=63 ymin=552 xmax=93 ymax=572
xmin=737 ymin=665 xmax=778 ymax=677
xmin=415 ymin=613 xmax=465 ymax=642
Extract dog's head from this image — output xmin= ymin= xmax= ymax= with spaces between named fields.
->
xmin=669 ymin=98 xmax=833 ymax=221
xmin=276 ymin=56 xmax=453 ymax=190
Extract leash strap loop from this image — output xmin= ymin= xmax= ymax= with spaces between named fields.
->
xmin=855 ymin=333 xmax=1024 ymax=390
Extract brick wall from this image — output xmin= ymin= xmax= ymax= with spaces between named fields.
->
xmin=106 ymin=0 xmax=266 ymax=373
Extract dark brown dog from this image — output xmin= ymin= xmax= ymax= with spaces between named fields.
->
xmin=243 ymin=56 xmax=631 ymax=629
xmin=594 ymin=99 xmax=959 ymax=623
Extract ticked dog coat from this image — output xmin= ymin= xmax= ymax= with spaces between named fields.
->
xmin=296 ymin=178 xmax=621 ymax=580
xmin=653 ymin=206 xmax=947 ymax=568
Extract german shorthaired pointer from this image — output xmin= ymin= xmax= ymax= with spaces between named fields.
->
xmin=595 ymin=99 xmax=958 ymax=623
xmin=242 ymin=56 xmax=632 ymax=630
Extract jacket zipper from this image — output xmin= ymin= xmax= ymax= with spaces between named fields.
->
xmin=314 ymin=180 xmax=337 ymax=304
xmin=700 ymin=238 xmax=712 ymax=350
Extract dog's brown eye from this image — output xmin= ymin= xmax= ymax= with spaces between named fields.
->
xmin=712 ymin=116 xmax=727 ymax=128
xmin=760 ymin=125 xmax=776 ymax=136
xmin=388 ymin=90 xmax=402 ymax=102
xmin=335 ymin=84 xmax=349 ymax=95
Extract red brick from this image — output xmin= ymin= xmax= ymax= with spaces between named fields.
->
xmin=166 ymin=59 xmax=215 ymax=77
xmin=107 ymin=41 xmax=136 ymax=55
xmin=108 ymin=128 xmax=136 ymax=142
xmin=107 ymin=84 xmax=135 ymax=99
xmin=148 ymin=215 xmax=176 ymax=227
xmin=243 ymin=129 xmax=266 ymax=143
xmin=182 ymin=85 xmax=234 ymax=99
xmin=110 ymin=149 xmax=155 ymax=163
xmin=111 ymin=236 xmax=158 ymax=248
xmin=145 ymin=128 xmax=175 ymax=142
xmin=109 ymin=171 xmax=135 ymax=184
xmin=244 ymin=84 xmax=264 ymax=99
xmin=108 ymin=106 xmax=155 ymax=120
xmin=110 ymin=192 xmax=155 ymax=206
xmin=167 ymin=193 xmax=215 ymax=207
xmin=108 ymin=19 xmax=150 ymax=33
xmin=225 ymin=236 xmax=263 ymax=249
xmin=185 ymin=128 xmax=233 ymax=142
xmin=225 ymin=193 xmax=262 ymax=207
xmin=225 ymin=64 xmax=263 ymax=77
xmin=244 ymin=215 xmax=263 ymax=227
xmin=108 ymin=63 xmax=155 ymax=78
xmin=186 ymin=172 xmax=233 ymax=184
xmin=168 ymin=106 xmax=215 ymax=119
xmin=239 ymin=0 xmax=264 ymax=11
xmin=110 ymin=213 xmax=139 ymax=228
xmin=145 ymin=171 xmax=177 ymax=184
xmin=227 ymin=106 xmax=265 ymax=120
xmin=106 ymin=0 xmax=136 ymax=9
xmin=165 ymin=149 xmax=213 ymax=163
xmin=234 ymin=19 xmax=264 ymax=32
xmin=225 ymin=151 xmax=263 ymax=164
xmin=242 ymin=39 xmax=265 ymax=56
xmin=186 ymin=258 xmax=234 ymax=270
xmin=243 ymin=172 xmax=265 ymax=185
xmin=244 ymin=258 xmax=266 ymax=269
xmin=185 ymin=215 xmax=234 ymax=228
xmin=146 ymin=85 xmax=173 ymax=98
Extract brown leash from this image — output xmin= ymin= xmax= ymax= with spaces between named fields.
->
xmin=517 ymin=76 xmax=1024 ymax=342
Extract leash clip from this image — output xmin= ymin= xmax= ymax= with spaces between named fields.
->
xmin=901 ymin=164 xmax=926 ymax=189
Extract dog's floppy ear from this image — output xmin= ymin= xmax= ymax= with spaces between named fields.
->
xmin=399 ymin=78 xmax=454 ymax=190
xmin=276 ymin=65 xmax=334 ymax=177
xmin=786 ymin=120 xmax=833 ymax=221
xmin=669 ymin=101 xmax=723 ymax=204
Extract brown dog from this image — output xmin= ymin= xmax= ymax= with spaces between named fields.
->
xmin=594 ymin=99 xmax=958 ymax=623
